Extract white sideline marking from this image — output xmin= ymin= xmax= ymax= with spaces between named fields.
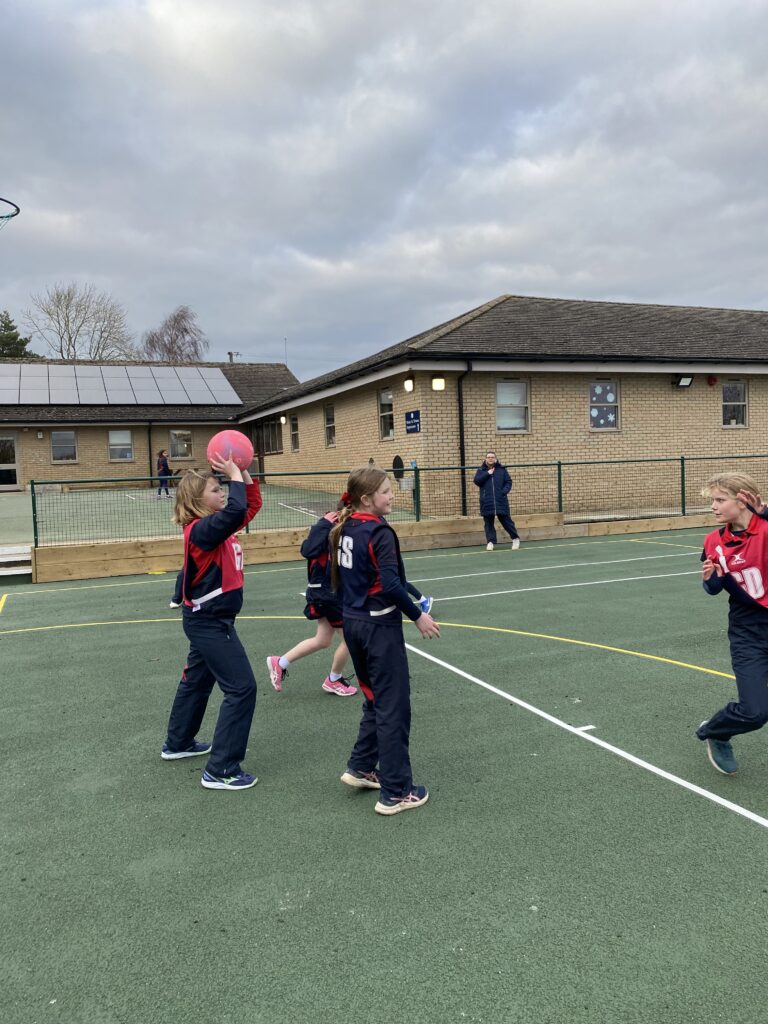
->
xmin=277 ymin=501 xmax=318 ymax=518
xmin=411 ymin=551 xmax=695 ymax=585
xmin=405 ymin=645 xmax=768 ymax=831
xmin=434 ymin=570 xmax=699 ymax=602
xmin=575 ymin=724 xmax=596 ymax=732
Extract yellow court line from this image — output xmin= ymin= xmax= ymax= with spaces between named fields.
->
xmin=0 ymin=593 xmax=7 ymax=615
xmin=0 ymin=611 xmax=735 ymax=683
xmin=434 ymin=620 xmax=735 ymax=680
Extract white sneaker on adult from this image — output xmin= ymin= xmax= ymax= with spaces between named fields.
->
xmin=511 ymin=538 xmax=520 ymax=550
xmin=486 ymin=541 xmax=494 ymax=551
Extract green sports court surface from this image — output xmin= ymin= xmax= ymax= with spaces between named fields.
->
xmin=3 ymin=528 xmax=768 ymax=1023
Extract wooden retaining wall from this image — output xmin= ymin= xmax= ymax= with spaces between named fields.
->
xmin=31 ymin=512 xmax=713 ymax=583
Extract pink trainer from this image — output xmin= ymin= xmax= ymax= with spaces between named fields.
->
xmin=322 ymin=676 xmax=358 ymax=697
xmin=266 ymin=656 xmax=286 ymax=692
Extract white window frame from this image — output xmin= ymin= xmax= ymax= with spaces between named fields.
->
xmin=722 ymin=379 xmax=748 ymax=428
xmin=589 ymin=380 xmax=620 ymax=431
xmin=324 ymin=405 xmax=336 ymax=448
xmin=108 ymin=429 xmax=134 ymax=462
xmin=262 ymin=419 xmax=283 ymax=455
xmin=170 ymin=429 xmax=193 ymax=459
xmin=290 ymin=414 xmax=299 ymax=452
xmin=378 ymin=387 xmax=395 ymax=440
xmin=496 ymin=380 xmax=529 ymax=432
xmin=51 ymin=429 xmax=77 ymax=463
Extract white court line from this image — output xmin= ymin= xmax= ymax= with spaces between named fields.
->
xmin=434 ymin=569 xmax=699 ymax=602
xmin=411 ymin=551 xmax=695 ymax=585
xmin=406 ymin=644 xmax=768 ymax=831
xmin=277 ymin=502 xmax=318 ymax=518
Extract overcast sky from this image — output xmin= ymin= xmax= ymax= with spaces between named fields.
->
xmin=2 ymin=0 xmax=768 ymax=380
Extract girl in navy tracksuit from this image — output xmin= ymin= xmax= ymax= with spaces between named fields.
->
xmin=697 ymin=472 xmax=768 ymax=777
xmin=331 ymin=466 xmax=440 ymax=816
xmin=266 ymin=503 xmax=358 ymax=698
xmin=161 ymin=456 xmax=262 ymax=791
xmin=156 ymin=449 xmax=174 ymax=498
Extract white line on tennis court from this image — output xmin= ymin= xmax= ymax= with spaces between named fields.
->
xmin=277 ymin=502 xmax=318 ymax=518
xmin=411 ymin=551 xmax=695 ymax=585
xmin=434 ymin=569 xmax=699 ymax=602
xmin=405 ymin=644 xmax=768 ymax=831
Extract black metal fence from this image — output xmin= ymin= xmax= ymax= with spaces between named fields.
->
xmin=30 ymin=453 xmax=768 ymax=546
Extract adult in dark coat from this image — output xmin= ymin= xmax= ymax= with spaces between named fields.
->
xmin=473 ymin=450 xmax=520 ymax=551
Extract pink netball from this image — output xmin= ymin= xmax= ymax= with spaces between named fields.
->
xmin=206 ymin=430 xmax=254 ymax=470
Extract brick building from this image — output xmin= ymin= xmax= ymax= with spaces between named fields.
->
xmin=0 ymin=360 xmax=297 ymax=490
xmin=238 ymin=294 xmax=768 ymax=516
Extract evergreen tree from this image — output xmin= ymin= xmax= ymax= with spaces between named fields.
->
xmin=0 ymin=310 xmax=39 ymax=358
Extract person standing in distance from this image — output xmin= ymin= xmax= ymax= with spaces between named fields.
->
xmin=473 ymin=450 xmax=520 ymax=551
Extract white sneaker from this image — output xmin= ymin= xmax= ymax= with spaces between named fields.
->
xmin=511 ymin=538 xmax=520 ymax=550
xmin=486 ymin=542 xmax=494 ymax=551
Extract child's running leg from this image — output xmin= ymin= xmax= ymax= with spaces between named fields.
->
xmin=267 ymin=619 xmax=335 ymax=691
xmin=322 ymin=633 xmax=357 ymax=696
xmin=698 ymin=618 xmax=768 ymax=742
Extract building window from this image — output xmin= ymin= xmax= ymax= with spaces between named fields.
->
xmin=108 ymin=429 xmax=133 ymax=461
xmin=290 ymin=415 xmax=299 ymax=452
xmin=496 ymin=381 xmax=529 ymax=431
xmin=379 ymin=387 xmax=395 ymax=440
xmin=170 ymin=429 xmax=193 ymax=459
xmin=51 ymin=430 xmax=77 ymax=463
xmin=324 ymin=405 xmax=336 ymax=448
xmin=589 ymin=381 xmax=619 ymax=430
xmin=262 ymin=419 xmax=283 ymax=455
xmin=722 ymin=380 xmax=747 ymax=427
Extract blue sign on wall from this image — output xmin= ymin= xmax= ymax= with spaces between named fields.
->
xmin=405 ymin=410 xmax=421 ymax=434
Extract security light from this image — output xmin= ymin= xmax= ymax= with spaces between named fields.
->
xmin=673 ymin=375 xmax=694 ymax=388
xmin=403 ymin=376 xmax=415 ymax=393
xmin=431 ymin=376 xmax=446 ymax=391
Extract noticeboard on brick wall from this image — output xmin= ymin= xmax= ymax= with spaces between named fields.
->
xmin=405 ymin=410 xmax=421 ymax=434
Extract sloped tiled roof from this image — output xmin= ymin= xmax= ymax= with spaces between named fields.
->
xmin=0 ymin=359 xmax=297 ymax=423
xmin=242 ymin=294 xmax=768 ymax=415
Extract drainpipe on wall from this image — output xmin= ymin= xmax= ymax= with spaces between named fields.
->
xmin=457 ymin=360 xmax=472 ymax=516
xmin=147 ymin=422 xmax=153 ymax=487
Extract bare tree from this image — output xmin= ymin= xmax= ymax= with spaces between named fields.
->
xmin=23 ymin=283 xmax=135 ymax=360
xmin=139 ymin=306 xmax=209 ymax=362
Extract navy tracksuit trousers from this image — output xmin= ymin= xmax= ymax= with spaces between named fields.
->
xmin=343 ymin=617 xmax=413 ymax=800
xmin=483 ymin=513 xmax=519 ymax=545
xmin=699 ymin=607 xmax=768 ymax=742
xmin=166 ymin=614 xmax=257 ymax=776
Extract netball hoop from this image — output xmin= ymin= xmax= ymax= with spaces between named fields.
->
xmin=0 ymin=197 xmax=20 ymax=232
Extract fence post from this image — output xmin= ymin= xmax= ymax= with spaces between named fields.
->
xmin=413 ymin=466 xmax=421 ymax=521
xmin=31 ymin=480 xmax=39 ymax=548
xmin=680 ymin=456 xmax=686 ymax=516
xmin=556 ymin=462 xmax=563 ymax=513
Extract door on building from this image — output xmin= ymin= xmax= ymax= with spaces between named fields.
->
xmin=0 ymin=433 xmax=19 ymax=490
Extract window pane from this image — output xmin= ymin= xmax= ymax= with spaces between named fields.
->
xmin=109 ymin=429 xmax=133 ymax=460
xmin=52 ymin=430 xmax=77 ymax=461
xmin=290 ymin=415 xmax=299 ymax=451
xmin=170 ymin=431 xmax=192 ymax=458
xmin=0 ymin=468 xmax=17 ymax=485
xmin=589 ymin=405 xmax=619 ymax=428
xmin=723 ymin=404 xmax=747 ymax=426
xmin=722 ymin=382 xmax=745 ymax=404
xmin=497 ymin=407 xmax=527 ymax=430
xmin=497 ymin=381 xmax=527 ymax=405
xmin=0 ymin=439 xmax=15 ymax=463
xmin=590 ymin=382 xmax=617 ymax=404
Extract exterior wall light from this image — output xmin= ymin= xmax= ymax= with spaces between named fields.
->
xmin=673 ymin=375 xmax=694 ymax=388
xmin=431 ymin=376 xmax=446 ymax=391
xmin=403 ymin=376 xmax=415 ymax=393
xmin=279 ymin=415 xmax=287 ymax=424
